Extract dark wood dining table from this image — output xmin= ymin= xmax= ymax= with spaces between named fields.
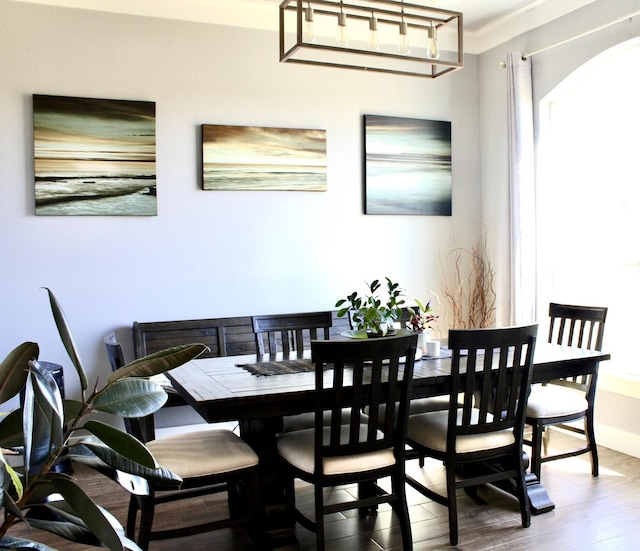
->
xmin=167 ymin=340 xmax=610 ymax=529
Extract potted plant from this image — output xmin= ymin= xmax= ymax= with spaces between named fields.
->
xmin=0 ymin=289 xmax=207 ymax=550
xmin=336 ymin=277 xmax=406 ymax=337
xmin=407 ymin=299 xmax=439 ymax=352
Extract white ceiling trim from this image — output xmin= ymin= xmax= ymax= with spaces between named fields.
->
xmin=10 ymin=0 xmax=598 ymax=55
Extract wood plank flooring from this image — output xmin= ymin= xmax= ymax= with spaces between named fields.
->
xmin=7 ymin=430 xmax=640 ymax=550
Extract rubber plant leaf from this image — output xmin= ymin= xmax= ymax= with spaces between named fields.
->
xmin=24 ymin=502 xmax=101 ymax=546
xmin=81 ymin=420 xmax=156 ymax=469
xmin=48 ymin=475 xmax=125 ymax=551
xmin=0 ymin=408 xmax=24 ymax=448
xmin=43 ymin=288 xmax=88 ymax=392
xmin=23 ymin=365 xmax=64 ymax=477
xmin=70 ymin=444 xmax=182 ymax=489
xmin=1 ymin=450 xmax=23 ymax=502
xmin=92 ymin=379 xmax=167 ymax=418
xmin=0 ymin=342 xmax=39 ymax=404
xmin=0 ymin=535 xmax=57 ymax=550
xmin=107 ymin=344 xmax=207 ymax=383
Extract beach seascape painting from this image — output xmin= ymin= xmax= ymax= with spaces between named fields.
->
xmin=364 ymin=114 xmax=452 ymax=215
xmin=202 ymin=124 xmax=327 ymax=191
xmin=33 ymin=95 xmax=157 ymax=216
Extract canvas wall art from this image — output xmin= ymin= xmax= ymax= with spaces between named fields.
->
xmin=201 ymin=124 xmax=327 ymax=191
xmin=33 ymin=95 xmax=157 ymax=216
xmin=364 ymin=114 xmax=452 ymax=215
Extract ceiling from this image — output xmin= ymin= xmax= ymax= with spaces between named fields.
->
xmin=12 ymin=0 xmax=598 ymax=54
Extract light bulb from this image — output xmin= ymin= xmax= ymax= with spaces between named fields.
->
xmin=336 ymin=4 xmax=348 ymax=47
xmin=303 ymin=3 xmax=315 ymax=43
xmin=367 ymin=13 xmax=380 ymax=51
xmin=427 ymin=22 xmax=440 ymax=60
xmin=398 ymin=19 xmax=410 ymax=55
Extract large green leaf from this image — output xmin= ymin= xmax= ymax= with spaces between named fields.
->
xmin=107 ymin=344 xmax=207 ymax=383
xmin=48 ymin=475 xmax=124 ymax=551
xmin=30 ymin=361 xmax=64 ymax=429
xmin=92 ymin=379 xmax=167 ymax=417
xmin=23 ymin=366 xmax=64 ymax=477
xmin=70 ymin=444 xmax=182 ymax=489
xmin=0 ymin=535 xmax=57 ymax=550
xmin=0 ymin=342 xmax=38 ymax=404
xmin=24 ymin=502 xmax=101 ymax=546
xmin=44 ymin=288 xmax=88 ymax=392
xmin=82 ymin=421 xmax=156 ymax=469
xmin=0 ymin=408 xmax=24 ymax=448
xmin=63 ymin=399 xmax=83 ymax=425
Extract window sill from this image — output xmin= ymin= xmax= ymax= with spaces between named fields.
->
xmin=598 ymin=371 xmax=640 ymax=399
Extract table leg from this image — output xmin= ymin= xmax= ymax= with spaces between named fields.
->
xmin=238 ymin=418 xmax=298 ymax=547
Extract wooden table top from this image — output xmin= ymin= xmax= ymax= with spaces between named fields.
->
xmin=167 ymin=342 xmax=610 ymax=423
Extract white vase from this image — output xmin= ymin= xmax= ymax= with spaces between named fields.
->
xmin=417 ymin=331 xmax=430 ymax=353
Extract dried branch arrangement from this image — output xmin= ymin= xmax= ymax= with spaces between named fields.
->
xmin=442 ymin=231 xmax=496 ymax=329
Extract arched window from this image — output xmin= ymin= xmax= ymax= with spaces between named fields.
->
xmin=538 ymin=38 xmax=640 ymax=376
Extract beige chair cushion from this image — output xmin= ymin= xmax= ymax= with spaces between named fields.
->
xmin=526 ymin=383 xmax=588 ymax=418
xmin=281 ymin=409 xmax=368 ymax=433
xmin=146 ymin=429 xmax=258 ymax=478
xmin=277 ymin=426 xmax=396 ymax=475
xmin=407 ymin=409 xmax=515 ymax=454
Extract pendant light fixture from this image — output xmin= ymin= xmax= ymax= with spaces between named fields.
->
xmin=279 ymin=0 xmax=463 ymax=79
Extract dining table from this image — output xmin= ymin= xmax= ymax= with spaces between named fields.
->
xmin=166 ymin=337 xmax=610 ymax=535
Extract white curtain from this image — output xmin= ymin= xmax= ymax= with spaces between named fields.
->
xmin=506 ymin=52 xmax=536 ymax=325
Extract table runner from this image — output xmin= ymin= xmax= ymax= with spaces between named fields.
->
xmin=237 ymin=358 xmax=315 ymax=376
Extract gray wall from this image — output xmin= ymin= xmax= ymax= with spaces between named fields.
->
xmin=0 ymin=0 xmax=480 ymax=402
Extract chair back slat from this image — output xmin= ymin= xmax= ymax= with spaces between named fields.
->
xmin=252 ymin=311 xmax=332 ymax=357
xmin=311 ymin=334 xmax=417 ymax=469
xmin=547 ymin=303 xmax=607 ymax=387
xmin=447 ymin=325 xmax=537 ymax=444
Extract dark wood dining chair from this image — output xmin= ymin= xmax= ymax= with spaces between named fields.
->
xmin=103 ymin=333 xmax=269 ymax=551
xmin=525 ymin=303 xmax=608 ymax=481
xmin=252 ymin=311 xmax=332 ymax=357
xmin=406 ymin=325 xmax=538 ymax=546
xmin=276 ymin=333 xmax=418 ymax=551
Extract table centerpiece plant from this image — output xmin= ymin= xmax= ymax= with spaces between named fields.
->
xmin=0 ymin=289 xmax=207 ymax=551
xmin=407 ymin=298 xmax=439 ymax=352
xmin=336 ymin=277 xmax=406 ymax=337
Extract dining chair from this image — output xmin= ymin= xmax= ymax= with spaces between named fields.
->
xmin=525 ymin=303 xmax=607 ymax=481
xmin=103 ymin=333 xmax=269 ymax=550
xmin=252 ymin=311 xmax=332 ymax=357
xmin=276 ymin=333 xmax=418 ymax=551
xmin=406 ymin=324 xmax=538 ymax=546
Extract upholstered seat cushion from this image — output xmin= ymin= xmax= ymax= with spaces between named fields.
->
xmin=281 ymin=409 xmax=368 ymax=433
xmin=277 ymin=426 xmax=395 ymax=475
xmin=407 ymin=409 xmax=515 ymax=454
xmin=526 ymin=383 xmax=588 ymax=418
xmin=146 ymin=429 xmax=258 ymax=478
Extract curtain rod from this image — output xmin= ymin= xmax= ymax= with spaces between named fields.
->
xmin=500 ymin=8 xmax=640 ymax=66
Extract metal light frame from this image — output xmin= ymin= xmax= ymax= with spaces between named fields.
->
xmin=279 ymin=0 xmax=463 ymax=78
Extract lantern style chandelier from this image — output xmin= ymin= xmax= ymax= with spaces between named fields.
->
xmin=279 ymin=0 xmax=463 ymax=78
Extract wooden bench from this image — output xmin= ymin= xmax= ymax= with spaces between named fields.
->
xmin=134 ymin=311 xmax=351 ymax=359
xmin=133 ymin=316 xmax=255 ymax=359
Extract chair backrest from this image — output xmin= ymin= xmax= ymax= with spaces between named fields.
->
xmin=310 ymin=333 xmax=418 ymax=472
xmin=548 ymin=303 xmax=607 ymax=351
xmin=252 ymin=311 xmax=332 ymax=357
xmin=103 ymin=332 xmax=155 ymax=443
xmin=447 ymin=325 xmax=538 ymax=453
xmin=547 ymin=303 xmax=607 ymax=390
xmin=133 ymin=316 xmax=255 ymax=359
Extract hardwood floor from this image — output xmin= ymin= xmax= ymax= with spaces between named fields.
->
xmin=7 ymin=431 xmax=640 ymax=550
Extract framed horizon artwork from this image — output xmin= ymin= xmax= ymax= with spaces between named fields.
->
xmin=33 ymin=94 xmax=157 ymax=216
xmin=201 ymin=124 xmax=327 ymax=191
xmin=363 ymin=114 xmax=452 ymax=215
